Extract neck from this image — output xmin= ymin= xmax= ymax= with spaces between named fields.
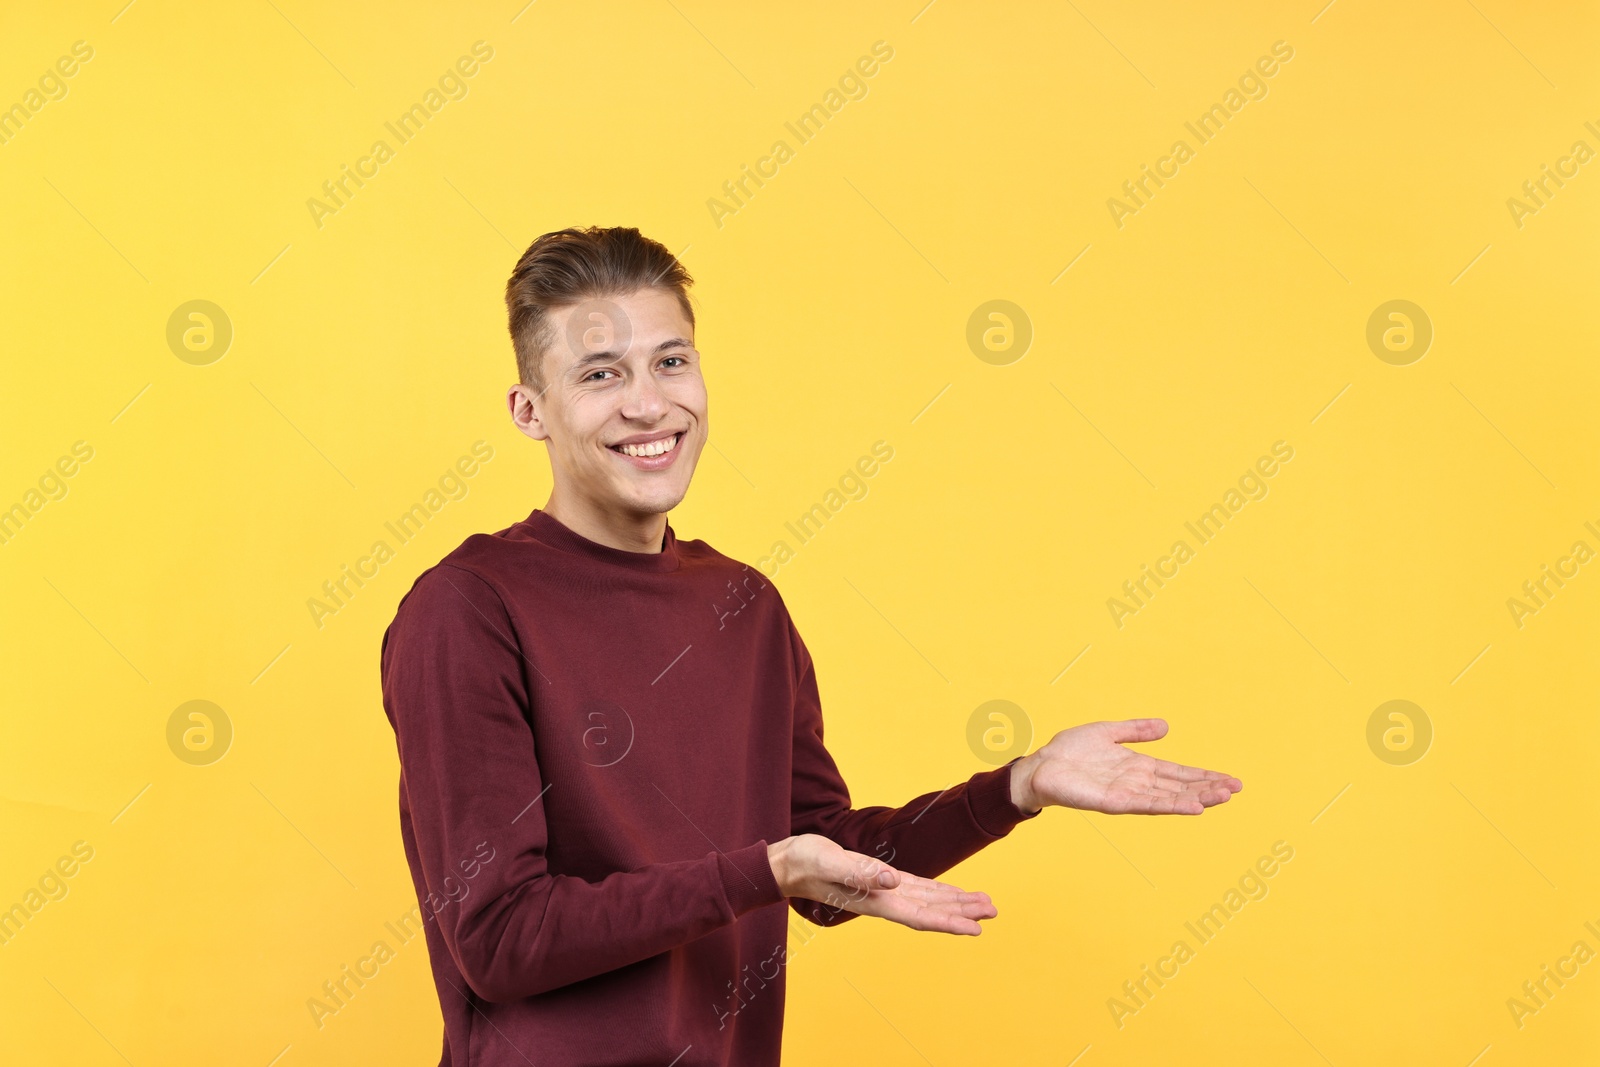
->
xmin=543 ymin=489 xmax=667 ymax=554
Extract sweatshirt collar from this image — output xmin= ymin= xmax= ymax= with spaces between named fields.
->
xmin=521 ymin=508 xmax=681 ymax=573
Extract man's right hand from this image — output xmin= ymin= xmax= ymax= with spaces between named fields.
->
xmin=766 ymin=833 xmax=997 ymax=935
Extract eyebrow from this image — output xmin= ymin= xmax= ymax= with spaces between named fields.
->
xmin=571 ymin=337 xmax=695 ymax=369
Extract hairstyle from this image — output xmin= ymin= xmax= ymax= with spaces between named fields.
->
xmin=504 ymin=226 xmax=695 ymax=395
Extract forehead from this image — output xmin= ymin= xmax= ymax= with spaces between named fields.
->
xmin=546 ymin=288 xmax=693 ymax=369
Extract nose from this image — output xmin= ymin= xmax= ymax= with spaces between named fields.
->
xmin=619 ymin=368 xmax=670 ymax=421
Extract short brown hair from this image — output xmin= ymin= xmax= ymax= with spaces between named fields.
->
xmin=504 ymin=226 xmax=695 ymax=395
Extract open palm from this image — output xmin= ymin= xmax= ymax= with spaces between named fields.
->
xmin=1020 ymin=718 xmax=1241 ymax=815
xmin=840 ymin=866 xmax=998 ymax=936
xmin=772 ymin=833 xmax=998 ymax=935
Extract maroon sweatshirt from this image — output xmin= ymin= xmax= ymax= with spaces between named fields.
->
xmin=379 ymin=507 xmax=1039 ymax=1066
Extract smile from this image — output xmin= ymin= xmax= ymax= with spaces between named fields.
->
xmin=601 ymin=435 xmax=684 ymax=470
xmin=608 ymin=432 xmax=683 ymax=460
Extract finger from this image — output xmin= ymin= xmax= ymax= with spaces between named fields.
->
xmin=1188 ymin=782 xmax=1237 ymax=806
xmin=1135 ymin=782 xmax=1235 ymax=814
xmin=844 ymin=875 xmax=1001 ymax=929
xmin=896 ymin=890 xmax=998 ymax=918
xmin=1106 ymin=718 xmax=1168 ymax=744
xmin=1151 ymin=774 xmax=1237 ymax=798
xmin=1100 ymin=787 xmax=1205 ymax=815
xmin=909 ymin=913 xmax=985 ymax=935
xmin=872 ymin=873 xmax=990 ymax=900
xmin=863 ymin=895 xmax=991 ymax=935
xmin=1178 ymin=776 xmax=1237 ymax=798
xmin=1142 ymin=755 xmax=1235 ymax=783
xmin=1188 ymin=767 xmax=1242 ymax=791
xmin=832 ymin=882 xmax=997 ymax=924
xmin=1137 ymin=793 xmax=1200 ymax=815
xmin=888 ymin=875 xmax=996 ymax=909
xmin=891 ymin=871 xmax=974 ymax=893
xmin=951 ymin=900 xmax=999 ymax=923
xmin=893 ymin=884 xmax=994 ymax=908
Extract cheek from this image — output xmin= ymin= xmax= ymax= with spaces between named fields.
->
xmin=561 ymin=401 xmax=614 ymax=447
xmin=666 ymin=373 xmax=707 ymax=407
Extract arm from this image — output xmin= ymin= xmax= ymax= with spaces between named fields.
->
xmin=772 ymin=624 xmax=1243 ymax=932
xmin=781 ymin=620 xmax=1041 ymax=929
xmin=380 ymin=564 xmax=782 ymax=1003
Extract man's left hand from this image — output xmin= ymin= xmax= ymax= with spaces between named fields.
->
xmin=1007 ymin=718 xmax=1242 ymax=816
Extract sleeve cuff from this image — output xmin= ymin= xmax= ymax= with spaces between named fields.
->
xmin=967 ymin=758 xmax=1044 ymax=838
xmin=717 ymin=840 xmax=786 ymax=916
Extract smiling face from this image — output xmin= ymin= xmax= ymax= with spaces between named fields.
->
xmin=508 ymin=287 xmax=707 ymax=533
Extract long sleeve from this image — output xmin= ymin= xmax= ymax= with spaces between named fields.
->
xmin=784 ymin=616 xmax=1040 ymax=927
xmin=380 ymin=563 xmax=783 ymax=1003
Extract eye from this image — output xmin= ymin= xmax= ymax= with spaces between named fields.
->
xmin=583 ymin=368 xmax=617 ymax=382
xmin=661 ymin=356 xmax=686 ymax=368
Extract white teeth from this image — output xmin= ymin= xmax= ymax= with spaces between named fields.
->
xmin=617 ymin=433 xmax=679 ymax=458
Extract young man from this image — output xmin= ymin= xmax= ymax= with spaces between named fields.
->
xmin=379 ymin=226 xmax=1242 ymax=1066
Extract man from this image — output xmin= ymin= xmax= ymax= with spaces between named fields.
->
xmin=379 ymin=225 xmax=1242 ymax=1066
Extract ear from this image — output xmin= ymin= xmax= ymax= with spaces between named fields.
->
xmin=507 ymin=383 xmax=550 ymax=442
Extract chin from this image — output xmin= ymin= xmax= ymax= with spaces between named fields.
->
xmin=616 ymin=481 xmax=687 ymax=515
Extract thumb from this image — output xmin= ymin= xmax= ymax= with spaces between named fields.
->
xmin=841 ymin=854 xmax=899 ymax=890
xmin=1108 ymin=717 xmax=1168 ymax=744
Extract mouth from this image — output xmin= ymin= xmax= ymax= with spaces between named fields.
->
xmin=607 ymin=431 xmax=685 ymax=469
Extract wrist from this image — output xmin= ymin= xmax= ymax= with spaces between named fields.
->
xmin=1008 ymin=753 xmax=1043 ymax=815
xmin=766 ymin=838 xmax=790 ymax=896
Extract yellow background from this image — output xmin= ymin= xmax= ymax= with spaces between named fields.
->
xmin=2 ymin=0 xmax=1596 ymax=1063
